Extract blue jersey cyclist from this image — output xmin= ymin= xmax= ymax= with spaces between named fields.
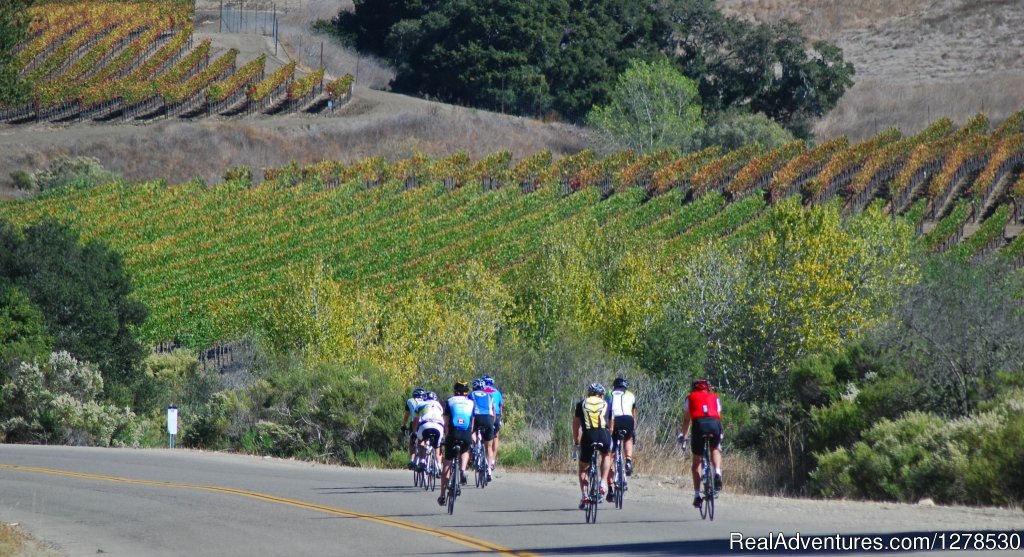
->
xmin=482 ymin=375 xmax=503 ymax=464
xmin=470 ymin=378 xmax=497 ymax=481
xmin=439 ymin=381 xmax=475 ymax=507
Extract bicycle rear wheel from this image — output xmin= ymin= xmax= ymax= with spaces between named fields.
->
xmin=587 ymin=462 xmax=600 ymax=524
xmin=614 ymin=450 xmax=625 ymax=509
xmin=447 ymin=462 xmax=459 ymax=515
xmin=431 ymin=452 xmax=439 ymax=491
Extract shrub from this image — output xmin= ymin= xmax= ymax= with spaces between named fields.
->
xmin=9 ymin=170 xmax=35 ymax=191
xmin=0 ymin=351 xmax=139 ymax=447
xmin=497 ymin=443 xmax=533 ymax=468
xmin=224 ymin=166 xmax=253 ymax=186
xmin=33 ymin=157 xmax=120 ymax=192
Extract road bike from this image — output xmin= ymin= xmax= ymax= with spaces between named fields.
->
xmin=698 ymin=432 xmax=716 ymax=521
xmin=472 ymin=427 xmax=489 ymax=489
xmin=610 ymin=430 xmax=628 ymax=509
xmin=413 ymin=438 xmax=438 ymax=489
xmin=581 ymin=441 xmax=604 ymax=524
xmin=444 ymin=442 xmax=464 ymax=515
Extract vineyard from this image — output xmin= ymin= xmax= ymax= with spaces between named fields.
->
xmin=0 ymin=1 xmax=352 ymax=123
xmin=2 ymin=114 xmax=1024 ymax=349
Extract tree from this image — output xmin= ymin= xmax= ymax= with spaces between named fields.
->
xmin=686 ymin=111 xmax=795 ymax=152
xmin=586 ymin=58 xmax=704 ymax=153
xmin=0 ymin=218 xmax=148 ymax=406
xmin=0 ymin=283 xmax=52 ymax=371
xmin=0 ymin=0 xmax=33 ymax=106
xmin=875 ymin=257 xmax=1024 ymax=417
xmin=659 ymin=0 xmax=854 ymax=137
xmin=668 ymin=201 xmax=917 ymax=402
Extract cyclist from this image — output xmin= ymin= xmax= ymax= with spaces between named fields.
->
xmin=482 ymin=375 xmax=503 ymax=464
xmin=605 ymin=376 xmax=637 ymax=502
xmin=572 ymin=383 xmax=613 ymax=510
xmin=470 ymin=378 xmax=497 ymax=481
xmin=412 ymin=391 xmax=445 ymax=473
xmin=678 ymin=378 xmax=723 ymax=509
xmin=438 ymin=380 xmax=475 ymax=507
xmin=403 ymin=387 xmax=426 ymax=469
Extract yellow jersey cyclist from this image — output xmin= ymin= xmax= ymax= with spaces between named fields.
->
xmin=605 ymin=376 xmax=637 ymax=502
xmin=438 ymin=381 xmax=475 ymax=507
xmin=412 ymin=391 xmax=445 ymax=474
xmin=572 ymin=383 xmax=613 ymax=510
xmin=402 ymin=387 xmax=426 ymax=470
xmin=470 ymin=378 xmax=497 ymax=482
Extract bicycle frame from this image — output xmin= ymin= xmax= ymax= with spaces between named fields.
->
xmin=445 ymin=442 xmax=463 ymax=515
xmin=583 ymin=441 xmax=603 ymax=524
xmin=699 ymin=433 xmax=715 ymax=521
xmin=611 ymin=431 xmax=627 ymax=509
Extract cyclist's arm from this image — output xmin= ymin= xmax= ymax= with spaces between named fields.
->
xmin=680 ymin=413 xmax=691 ymax=437
xmin=403 ymin=408 xmax=411 ymax=427
xmin=572 ymin=415 xmax=582 ymax=446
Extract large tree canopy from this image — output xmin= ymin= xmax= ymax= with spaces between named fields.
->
xmin=333 ymin=0 xmax=854 ymax=131
xmin=0 ymin=218 xmax=148 ymax=406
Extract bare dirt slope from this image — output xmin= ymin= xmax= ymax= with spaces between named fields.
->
xmin=720 ymin=0 xmax=1024 ymax=140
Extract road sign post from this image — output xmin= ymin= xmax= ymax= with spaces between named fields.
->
xmin=167 ymin=405 xmax=178 ymax=449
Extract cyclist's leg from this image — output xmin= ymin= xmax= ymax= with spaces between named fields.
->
xmin=493 ymin=415 xmax=501 ymax=463
xmin=597 ymin=431 xmax=612 ymax=494
xmin=439 ymin=436 xmax=454 ymax=504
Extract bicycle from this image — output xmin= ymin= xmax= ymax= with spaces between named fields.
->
xmin=413 ymin=438 xmax=438 ymax=489
xmin=576 ymin=441 xmax=604 ymax=524
xmin=698 ymin=432 xmax=716 ymax=521
xmin=610 ymin=430 xmax=627 ymax=509
xmin=444 ymin=442 xmax=463 ymax=515
xmin=472 ymin=428 xmax=489 ymax=489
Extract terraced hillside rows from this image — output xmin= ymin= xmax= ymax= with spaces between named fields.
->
xmin=2 ymin=116 xmax=1023 ymax=349
xmin=0 ymin=1 xmax=353 ymax=123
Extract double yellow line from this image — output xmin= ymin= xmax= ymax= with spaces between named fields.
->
xmin=0 ymin=464 xmax=537 ymax=557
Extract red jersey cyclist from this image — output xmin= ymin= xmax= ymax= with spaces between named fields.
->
xmin=678 ymin=378 xmax=723 ymax=508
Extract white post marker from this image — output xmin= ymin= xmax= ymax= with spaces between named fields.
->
xmin=167 ymin=405 xmax=178 ymax=449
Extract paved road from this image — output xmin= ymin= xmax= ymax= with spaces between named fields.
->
xmin=1 ymin=445 xmax=1021 ymax=556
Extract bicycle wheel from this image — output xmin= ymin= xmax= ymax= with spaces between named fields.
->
xmin=614 ymin=447 xmax=625 ymax=509
xmin=427 ymin=452 xmax=437 ymax=492
xmin=705 ymin=487 xmax=715 ymax=520
xmin=587 ymin=462 xmax=600 ymax=524
xmin=447 ymin=461 xmax=459 ymax=515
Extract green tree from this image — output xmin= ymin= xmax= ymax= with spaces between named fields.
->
xmin=0 ymin=0 xmax=34 ymax=106
xmin=0 ymin=218 xmax=149 ymax=407
xmin=659 ymin=0 xmax=854 ymax=136
xmin=686 ymin=111 xmax=795 ymax=152
xmin=586 ymin=58 xmax=703 ymax=153
xmin=0 ymin=283 xmax=52 ymax=371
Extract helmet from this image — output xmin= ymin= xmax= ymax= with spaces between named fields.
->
xmin=482 ymin=375 xmax=494 ymax=386
xmin=472 ymin=378 xmax=485 ymax=390
xmin=424 ymin=391 xmax=438 ymax=401
xmin=691 ymin=378 xmax=711 ymax=391
xmin=412 ymin=387 xmax=426 ymax=400
xmin=587 ymin=383 xmax=606 ymax=396
xmin=453 ymin=380 xmax=470 ymax=395
xmin=613 ymin=377 xmax=628 ymax=389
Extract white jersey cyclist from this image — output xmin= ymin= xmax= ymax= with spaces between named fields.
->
xmin=416 ymin=394 xmax=446 ymax=443
xmin=608 ymin=388 xmax=636 ymax=418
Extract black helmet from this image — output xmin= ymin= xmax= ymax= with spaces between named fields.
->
xmin=454 ymin=380 xmax=470 ymax=395
xmin=412 ymin=387 xmax=426 ymax=400
xmin=587 ymin=383 xmax=606 ymax=396
xmin=613 ymin=377 xmax=628 ymax=389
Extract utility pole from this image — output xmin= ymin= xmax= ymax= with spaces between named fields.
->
xmin=320 ymin=41 xmax=324 ymax=69
xmin=219 ymin=0 xmax=223 ymax=33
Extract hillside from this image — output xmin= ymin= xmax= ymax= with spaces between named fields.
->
xmin=2 ymin=116 xmax=1023 ymax=349
xmin=719 ymin=0 xmax=1024 ymax=140
xmin=4 ymin=0 xmax=1022 ymax=197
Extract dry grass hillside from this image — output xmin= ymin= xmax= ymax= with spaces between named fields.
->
xmin=720 ymin=0 xmax=1024 ymax=139
xmin=3 ymin=0 xmax=1022 ymax=194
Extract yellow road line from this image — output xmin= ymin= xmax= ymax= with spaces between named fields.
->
xmin=0 ymin=464 xmax=537 ymax=557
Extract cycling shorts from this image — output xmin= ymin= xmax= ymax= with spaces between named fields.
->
xmin=690 ymin=418 xmax=723 ymax=456
xmin=444 ymin=429 xmax=473 ymax=461
xmin=612 ymin=415 xmax=635 ymax=443
xmin=473 ymin=415 xmax=495 ymax=442
xmin=579 ymin=429 xmax=611 ymax=465
xmin=417 ymin=422 xmax=443 ymax=447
